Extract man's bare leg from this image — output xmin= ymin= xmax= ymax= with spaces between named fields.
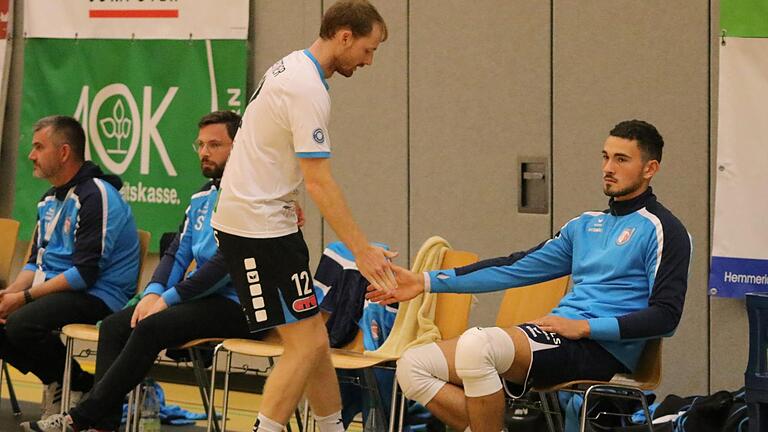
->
xmin=302 ymin=319 xmax=343 ymax=417
xmin=418 ymin=338 xmax=469 ymax=430
xmin=411 ymin=327 xmax=532 ymax=432
xmin=464 ymin=327 xmax=531 ymax=432
xmin=258 ymin=314 xmax=340 ymax=425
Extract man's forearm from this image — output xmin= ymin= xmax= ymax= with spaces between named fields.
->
xmin=29 ymin=273 xmax=72 ymax=299
xmin=5 ymin=270 xmax=35 ymax=293
xmin=305 ymin=176 xmax=369 ymax=256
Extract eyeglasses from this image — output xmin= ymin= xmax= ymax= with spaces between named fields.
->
xmin=192 ymin=140 xmax=227 ymax=153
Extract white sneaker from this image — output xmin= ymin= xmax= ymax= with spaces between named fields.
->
xmin=19 ymin=413 xmax=75 ymax=432
xmin=40 ymin=382 xmax=86 ymax=420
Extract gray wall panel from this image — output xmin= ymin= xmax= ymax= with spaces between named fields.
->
xmin=553 ymin=1 xmax=711 ymax=396
xmin=410 ymin=1 xmax=552 ymax=327
xmin=710 ymin=298 xmax=748 ymax=391
xmin=321 ymin=1 xmax=409 ymax=267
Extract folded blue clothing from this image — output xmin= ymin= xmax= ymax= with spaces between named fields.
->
xmin=121 ymin=381 xmax=218 ymax=425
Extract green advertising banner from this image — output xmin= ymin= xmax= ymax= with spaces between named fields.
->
xmin=14 ymin=39 xmax=246 ymax=250
xmin=721 ymin=0 xmax=768 ymax=37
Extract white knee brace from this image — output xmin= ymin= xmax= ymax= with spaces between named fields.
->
xmin=396 ymin=342 xmax=449 ymax=406
xmin=454 ymin=327 xmax=515 ymax=398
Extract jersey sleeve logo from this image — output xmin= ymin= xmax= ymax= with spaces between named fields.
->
xmin=312 ymin=128 xmax=325 ymax=144
xmin=616 ymin=227 xmax=636 ymax=246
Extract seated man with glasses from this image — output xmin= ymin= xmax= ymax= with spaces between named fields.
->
xmin=21 ymin=111 xmax=295 ymax=432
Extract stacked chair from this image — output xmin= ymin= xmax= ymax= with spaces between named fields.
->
xmin=0 ymin=218 xmax=23 ymax=417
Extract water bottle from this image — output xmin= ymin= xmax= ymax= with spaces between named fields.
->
xmin=138 ymin=378 xmax=161 ymax=432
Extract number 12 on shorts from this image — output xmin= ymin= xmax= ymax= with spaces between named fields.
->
xmin=291 ymin=271 xmax=312 ymax=296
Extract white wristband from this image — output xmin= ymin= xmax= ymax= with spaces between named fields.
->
xmin=423 ymin=272 xmax=431 ymax=293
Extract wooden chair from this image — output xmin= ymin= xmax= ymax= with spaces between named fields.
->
xmin=0 ymin=218 xmax=21 ymax=290
xmin=504 ymin=277 xmax=660 ymax=432
xmin=60 ymin=229 xmax=151 ymax=417
xmin=205 ymin=249 xmax=478 ymax=432
xmin=533 ymin=338 xmax=662 ymax=432
xmin=494 ymin=276 xmax=571 ymax=328
xmin=0 ymin=218 xmax=23 ymax=416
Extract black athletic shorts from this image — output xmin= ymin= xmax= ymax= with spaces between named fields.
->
xmin=504 ymin=323 xmax=631 ymax=397
xmin=214 ymin=230 xmax=320 ymax=332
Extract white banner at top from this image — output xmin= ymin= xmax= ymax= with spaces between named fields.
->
xmin=24 ymin=0 xmax=249 ymax=40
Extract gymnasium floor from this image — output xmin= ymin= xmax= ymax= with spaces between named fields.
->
xmin=0 ymin=361 xmax=272 ymax=432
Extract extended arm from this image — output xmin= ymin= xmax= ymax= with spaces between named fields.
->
xmin=299 ymin=158 xmax=397 ymax=292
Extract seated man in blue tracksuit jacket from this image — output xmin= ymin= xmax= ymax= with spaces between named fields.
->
xmin=368 ymin=120 xmax=692 ymax=432
xmin=0 ymin=115 xmax=140 ymax=420
xmin=21 ymin=111 xmax=275 ymax=432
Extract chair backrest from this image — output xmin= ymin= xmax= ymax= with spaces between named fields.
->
xmin=433 ymin=250 xmax=479 ymax=340
xmin=612 ymin=338 xmax=663 ymax=389
xmin=136 ymin=229 xmax=151 ymax=293
xmin=0 ymin=218 xmax=21 ymax=287
xmin=494 ymin=275 xmax=570 ymax=328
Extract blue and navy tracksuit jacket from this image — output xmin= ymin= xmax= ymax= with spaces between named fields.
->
xmin=143 ymin=180 xmax=238 ymax=306
xmin=425 ymin=188 xmax=692 ymax=371
xmin=24 ymin=162 xmax=139 ymax=312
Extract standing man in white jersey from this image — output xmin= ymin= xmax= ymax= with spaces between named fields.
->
xmin=211 ymin=1 xmax=395 ymax=432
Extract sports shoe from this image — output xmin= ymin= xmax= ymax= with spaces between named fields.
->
xmin=39 ymin=382 xmax=62 ymax=420
xmin=40 ymin=382 xmax=86 ymax=420
xmin=19 ymin=413 xmax=74 ymax=432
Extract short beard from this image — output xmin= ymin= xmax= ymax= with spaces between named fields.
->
xmin=603 ymin=179 xmax=643 ymax=199
xmin=202 ymin=164 xmax=224 ymax=179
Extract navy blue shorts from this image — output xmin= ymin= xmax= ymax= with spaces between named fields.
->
xmin=215 ymin=230 xmax=319 ymax=332
xmin=504 ymin=323 xmax=630 ymax=397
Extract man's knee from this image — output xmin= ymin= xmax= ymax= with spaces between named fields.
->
xmin=4 ymin=311 xmax=43 ymax=346
xmin=396 ymin=342 xmax=449 ymax=406
xmin=454 ymin=327 xmax=515 ymax=397
xmin=99 ymin=309 xmax=133 ymax=340
xmin=278 ymin=316 xmax=330 ymax=358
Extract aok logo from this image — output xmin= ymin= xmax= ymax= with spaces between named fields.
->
xmin=73 ymin=83 xmax=178 ymax=176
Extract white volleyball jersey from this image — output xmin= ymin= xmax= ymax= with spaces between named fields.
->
xmin=211 ymin=49 xmax=331 ymax=238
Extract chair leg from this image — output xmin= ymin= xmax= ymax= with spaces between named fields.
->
xmin=61 ymin=335 xmax=74 ymax=414
xmin=388 ymin=374 xmax=398 ymax=432
xmin=207 ymin=343 xmax=223 ymax=432
xmin=294 ymin=407 xmax=304 ymax=432
xmin=0 ymin=362 xmax=21 ymax=417
xmin=397 ymin=393 xmax=406 ymax=432
xmin=0 ymin=359 xmax=4 ymax=409
xmin=637 ymin=390 xmax=654 ymax=432
xmin=222 ymin=349 xmax=233 ymax=432
xmin=539 ymin=392 xmax=559 ymax=432
xmin=301 ymin=398 xmax=310 ymax=432
xmin=126 ymin=385 xmax=135 ymax=431
xmin=190 ymin=347 xmax=221 ymax=432
xmin=579 ymin=386 xmax=596 ymax=432
xmin=1 ymin=361 xmax=22 ymax=417
xmin=132 ymin=383 xmax=142 ymax=432
xmin=578 ymin=386 xmax=654 ymax=432
xmin=548 ymin=392 xmax=565 ymax=432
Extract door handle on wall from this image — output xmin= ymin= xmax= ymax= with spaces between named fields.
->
xmin=519 ymin=158 xmax=548 ymax=214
